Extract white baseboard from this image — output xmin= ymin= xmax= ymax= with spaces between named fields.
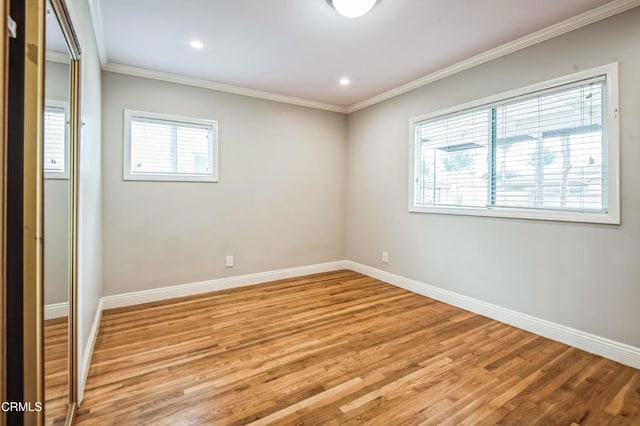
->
xmin=77 ymin=261 xmax=346 ymax=405
xmin=344 ymin=261 xmax=640 ymax=370
xmin=101 ymin=261 xmax=347 ymax=310
xmin=77 ymin=259 xmax=638 ymax=405
xmin=78 ymin=298 xmax=103 ymax=404
xmin=44 ymin=302 xmax=68 ymax=320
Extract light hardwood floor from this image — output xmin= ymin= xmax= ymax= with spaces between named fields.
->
xmin=44 ymin=317 xmax=68 ymax=426
xmin=76 ymin=270 xmax=640 ymax=425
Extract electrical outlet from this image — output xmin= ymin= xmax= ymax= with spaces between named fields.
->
xmin=226 ymin=255 xmax=234 ymax=267
xmin=382 ymin=251 xmax=389 ymax=263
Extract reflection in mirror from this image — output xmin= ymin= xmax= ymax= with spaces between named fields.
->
xmin=44 ymin=1 xmax=72 ymax=424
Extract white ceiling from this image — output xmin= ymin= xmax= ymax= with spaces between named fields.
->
xmin=98 ymin=0 xmax=619 ymax=108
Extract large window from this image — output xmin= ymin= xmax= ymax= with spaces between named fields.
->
xmin=410 ymin=64 xmax=619 ymax=224
xmin=44 ymin=101 xmax=69 ymax=179
xmin=124 ymin=110 xmax=218 ymax=182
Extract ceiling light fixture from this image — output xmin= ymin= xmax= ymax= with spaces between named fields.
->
xmin=339 ymin=77 xmax=351 ymax=86
xmin=189 ymin=40 xmax=204 ymax=49
xmin=327 ymin=0 xmax=379 ymax=18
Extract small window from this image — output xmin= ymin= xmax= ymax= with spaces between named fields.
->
xmin=44 ymin=101 xmax=69 ymax=179
xmin=124 ymin=110 xmax=218 ymax=182
xmin=409 ymin=63 xmax=619 ymax=224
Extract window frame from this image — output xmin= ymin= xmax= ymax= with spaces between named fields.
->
xmin=408 ymin=63 xmax=620 ymax=225
xmin=123 ymin=109 xmax=219 ymax=183
xmin=44 ymin=99 xmax=70 ymax=180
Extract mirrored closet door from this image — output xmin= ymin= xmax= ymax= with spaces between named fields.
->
xmin=43 ymin=0 xmax=80 ymax=424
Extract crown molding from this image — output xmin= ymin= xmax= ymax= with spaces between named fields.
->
xmin=91 ymin=0 xmax=639 ymax=114
xmin=102 ymin=62 xmax=349 ymax=113
xmin=87 ymin=0 xmax=108 ymax=66
xmin=82 ymin=0 xmax=350 ymax=113
xmin=46 ymin=50 xmax=71 ymax=64
xmin=346 ymin=0 xmax=640 ymax=113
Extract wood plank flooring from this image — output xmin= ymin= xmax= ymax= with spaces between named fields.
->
xmin=44 ymin=317 xmax=68 ymax=425
xmin=76 ymin=270 xmax=640 ymax=425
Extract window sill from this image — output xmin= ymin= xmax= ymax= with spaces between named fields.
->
xmin=123 ymin=173 xmax=219 ymax=183
xmin=45 ymin=173 xmax=69 ymax=180
xmin=409 ymin=205 xmax=620 ymax=225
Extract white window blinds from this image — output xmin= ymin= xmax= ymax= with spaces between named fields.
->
xmin=492 ymin=79 xmax=605 ymax=212
xmin=44 ymin=105 xmax=67 ymax=174
xmin=414 ymin=76 xmax=609 ymax=216
xmin=125 ymin=111 xmax=218 ymax=182
xmin=415 ymin=109 xmax=490 ymax=208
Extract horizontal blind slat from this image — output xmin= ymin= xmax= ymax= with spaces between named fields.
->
xmin=44 ymin=106 xmax=66 ymax=173
xmin=130 ymin=116 xmax=214 ymax=177
xmin=414 ymin=78 xmax=607 ymax=213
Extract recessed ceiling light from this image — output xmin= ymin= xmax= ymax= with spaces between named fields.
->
xmin=327 ymin=0 xmax=379 ymax=18
xmin=189 ymin=40 xmax=204 ymax=49
xmin=339 ymin=77 xmax=351 ymax=86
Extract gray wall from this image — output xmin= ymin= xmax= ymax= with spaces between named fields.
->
xmin=346 ymin=8 xmax=640 ymax=348
xmin=102 ymin=72 xmax=347 ymax=296
xmin=44 ymin=60 xmax=70 ymax=305
xmin=68 ymin=0 xmax=103 ymax=398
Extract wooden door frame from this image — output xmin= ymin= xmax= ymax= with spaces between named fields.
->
xmin=47 ymin=1 xmax=82 ymax=422
xmin=4 ymin=0 xmax=80 ymax=422
xmin=22 ymin=0 xmax=46 ymax=423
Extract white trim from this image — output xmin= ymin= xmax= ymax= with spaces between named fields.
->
xmin=46 ymin=50 xmax=70 ymax=65
xmin=101 ymin=261 xmax=347 ymax=310
xmin=44 ymin=302 xmax=68 ymax=320
xmin=408 ymin=206 xmax=620 ymax=225
xmin=92 ymin=1 xmax=639 ymax=114
xmin=344 ymin=261 xmax=640 ymax=370
xmin=87 ymin=0 xmax=108 ymax=66
xmin=103 ymin=63 xmax=348 ymax=114
xmin=78 ymin=298 xmax=103 ymax=404
xmin=409 ymin=66 xmax=614 ymax=124
xmin=79 ymin=260 xmax=639 ymax=399
xmin=347 ymin=0 xmax=640 ymax=113
xmin=123 ymin=109 xmax=220 ymax=183
xmin=407 ymin=63 xmax=620 ymax=225
xmin=79 ymin=262 xmax=346 ymax=402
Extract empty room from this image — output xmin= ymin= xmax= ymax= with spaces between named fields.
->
xmin=2 ymin=0 xmax=640 ymax=424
